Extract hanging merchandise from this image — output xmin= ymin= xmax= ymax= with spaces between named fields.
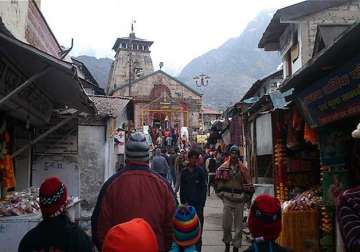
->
xmin=292 ymin=108 xmax=304 ymax=131
xmin=304 ymin=123 xmax=318 ymax=145
xmin=274 ymin=139 xmax=288 ymax=202
xmin=0 ymin=119 xmax=16 ymax=197
xmin=287 ymin=120 xmax=300 ymax=149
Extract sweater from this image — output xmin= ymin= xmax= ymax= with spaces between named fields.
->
xmin=91 ymin=164 xmax=176 ymax=252
xmin=215 ymin=160 xmax=252 ymax=203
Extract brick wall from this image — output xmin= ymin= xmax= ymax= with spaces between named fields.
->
xmin=25 ymin=0 xmax=61 ymax=58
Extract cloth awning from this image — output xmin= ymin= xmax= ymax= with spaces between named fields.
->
xmin=0 ymin=31 xmax=94 ymax=124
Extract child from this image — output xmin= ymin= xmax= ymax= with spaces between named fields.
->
xmin=170 ymin=205 xmax=201 ymax=252
xmin=244 ymin=194 xmax=292 ymax=252
xmin=102 ymin=218 xmax=158 ymax=252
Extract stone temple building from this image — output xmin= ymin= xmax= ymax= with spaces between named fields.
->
xmin=107 ymin=28 xmax=202 ymax=130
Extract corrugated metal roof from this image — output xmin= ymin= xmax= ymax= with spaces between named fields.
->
xmin=89 ymin=95 xmax=130 ymax=117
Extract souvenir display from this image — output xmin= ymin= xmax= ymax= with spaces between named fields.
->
xmin=0 ymin=188 xmax=40 ymax=216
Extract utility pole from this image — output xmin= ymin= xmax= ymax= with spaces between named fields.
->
xmin=128 ymin=20 xmax=135 ymax=96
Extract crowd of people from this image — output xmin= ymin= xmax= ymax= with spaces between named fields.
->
xmin=17 ymin=131 xmax=360 ymax=252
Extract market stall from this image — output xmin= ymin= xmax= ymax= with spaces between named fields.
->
xmin=0 ymin=187 xmax=80 ymax=251
xmin=0 ymin=24 xmax=93 ymax=251
xmin=272 ymin=107 xmax=322 ymax=252
xmin=277 ymin=23 xmax=360 ymax=252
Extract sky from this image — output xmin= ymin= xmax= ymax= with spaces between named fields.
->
xmin=41 ymin=0 xmax=302 ymax=75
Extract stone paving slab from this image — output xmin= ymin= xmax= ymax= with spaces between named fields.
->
xmin=202 ymin=193 xmax=251 ymax=252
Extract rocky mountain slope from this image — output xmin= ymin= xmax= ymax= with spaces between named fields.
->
xmin=75 ymin=55 xmax=113 ymax=90
xmin=177 ymin=11 xmax=281 ymax=108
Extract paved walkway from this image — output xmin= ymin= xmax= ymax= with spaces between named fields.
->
xmin=202 ymin=193 xmax=251 ymax=252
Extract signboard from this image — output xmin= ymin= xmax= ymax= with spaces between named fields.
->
xmin=297 ymin=54 xmax=360 ymax=127
xmin=35 ymin=118 xmax=78 ymax=154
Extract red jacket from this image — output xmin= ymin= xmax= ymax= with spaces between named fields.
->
xmin=91 ymin=164 xmax=176 ymax=252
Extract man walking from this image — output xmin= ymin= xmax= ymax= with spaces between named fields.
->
xmin=180 ymin=148 xmax=207 ymax=252
xmin=174 ymin=149 xmax=187 ymax=193
xmin=215 ymin=145 xmax=252 ymax=252
xmin=152 ymin=148 xmax=170 ymax=179
xmin=91 ymin=132 xmax=176 ymax=252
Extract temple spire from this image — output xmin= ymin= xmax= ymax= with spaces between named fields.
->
xmin=130 ymin=19 xmax=136 ymax=38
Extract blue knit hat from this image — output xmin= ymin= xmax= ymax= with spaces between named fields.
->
xmin=173 ymin=205 xmax=201 ymax=247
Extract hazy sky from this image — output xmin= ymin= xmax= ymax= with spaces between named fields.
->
xmin=42 ymin=0 xmax=302 ymax=75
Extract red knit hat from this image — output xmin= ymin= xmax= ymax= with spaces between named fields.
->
xmin=102 ymin=218 xmax=158 ymax=252
xmin=39 ymin=177 xmax=68 ymax=218
xmin=248 ymin=194 xmax=282 ymax=241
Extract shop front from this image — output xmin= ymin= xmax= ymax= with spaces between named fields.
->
xmin=0 ymin=28 xmax=93 ymax=251
xmin=278 ymin=23 xmax=360 ymax=252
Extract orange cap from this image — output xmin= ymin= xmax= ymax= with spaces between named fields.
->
xmin=102 ymin=218 xmax=158 ymax=252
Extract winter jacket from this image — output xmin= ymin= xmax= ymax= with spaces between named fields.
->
xmin=152 ymin=154 xmax=170 ymax=177
xmin=18 ymin=214 xmax=93 ymax=252
xmin=180 ymin=166 xmax=207 ymax=208
xmin=91 ymin=163 xmax=176 ymax=252
xmin=243 ymin=241 xmax=292 ymax=252
xmin=215 ymin=160 xmax=252 ymax=203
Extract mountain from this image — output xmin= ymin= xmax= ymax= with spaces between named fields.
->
xmin=177 ymin=11 xmax=281 ymax=109
xmin=75 ymin=55 xmax=113 ymax=90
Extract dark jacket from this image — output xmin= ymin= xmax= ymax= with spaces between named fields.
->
xmin=243 ymin=241 xmax=291 ymax=252
xmin=180 ymin=166 xmax=207 ymax=207
xmin=91 ymin=163 xmax=176 ymax=252
xmin=152 ymin=154 xmax=170 ymax=176
xmin=18 ymin=214 xmax=93 ymax=252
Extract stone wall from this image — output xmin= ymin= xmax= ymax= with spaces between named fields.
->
xmin=108 ymin=49 xmax=154 ymax=93
xmin=0 ymin=0 xmax=29 ymax=40
xmin=121 ymin=72 xmax=201 ymax=129
xmin=114 ymin=71 xmax=201 ymax=102
xmin=299 ymin=0 xmax=360 ymax=64
xmin=78 ymin=125 xmax=106 ymax=211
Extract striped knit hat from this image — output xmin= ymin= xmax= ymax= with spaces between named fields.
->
xmin=39 ymin=177 xmax=68 ymax=218
xmin=125 ymin=132 xmax=150 ymax=162
xmin=173 ymin=205 xmax=201 ymax=247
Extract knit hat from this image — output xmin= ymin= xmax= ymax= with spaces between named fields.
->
xmin=39 ymin=177 xmax=68 ymax=218
xmin=173 ymin=205 xmax=201 ymax=247
xmin=125 ymin=132 xmax=150 ymax=162
xmin=102 ymin=218 xmax=158 ymax=252
xmin=248 ymin=194 xmax=282 ymax=241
